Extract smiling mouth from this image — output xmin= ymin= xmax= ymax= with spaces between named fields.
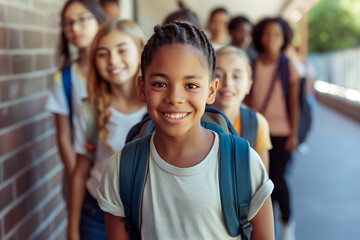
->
xmin=108 ymin=68 xmax=124 ymax=75
xmin=163 ymin=112 xmax=188 ymax=119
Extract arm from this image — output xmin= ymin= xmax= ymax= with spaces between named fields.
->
xmin=105 ymin=213 xmax=131 ymax=240
xmin=55 ymin=114 xmax=76 ymax=180
xmin=257 ymin=151 xmax=269 ymax=174
xmin=250 ymin=197 xmax=275 ymax=240
xmin=67 ymin=154 xmax=91 ymax=240
xmin=286 ymin=62 xmax=301 ymax=151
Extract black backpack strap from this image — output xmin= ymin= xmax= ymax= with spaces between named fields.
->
xmin=62 ymin=65 xmax=73 ymax=126
xmin=240 ymin=107 xmax=258 ymax=149
xmin=120 ymin=134 xmax=152 ymax=239
xmin=219 ymin=133 xmax=252 ymax=238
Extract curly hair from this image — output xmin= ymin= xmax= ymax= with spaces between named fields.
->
xmin=162 ymin=8 xmax=200 ymax=27
xmin=228 ymin=15 xmax=251 ymax=31
xmin=87 ymin=19 xmax=145 ymax=152
xmin=252 ymin=17 xmax=293 ymax=53
xmin=141 ymin=22 xmax=216 ymax=81
xmin=58 ymin=0 xmax=107 ymax=70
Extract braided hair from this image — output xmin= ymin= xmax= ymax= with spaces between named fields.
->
xmin=141 ymin=22 xmax=216 ymax=81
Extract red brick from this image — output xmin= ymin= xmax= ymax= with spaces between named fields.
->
xmin=46 ymin=33 xmax=59 ymax=49
xmin=24 ymin=30 xmax=43 ymax=49
xmin=33 ymin=225 xmax=51 ymax=240
xmin=0 ymin=95 xmax=47 ymax=129
xmin=4 ymin=170 xmax=62 ymax=233
xmin=3 ymin=133 xmax=57 ymax=181
xmin=36 ymin=54 xmax=52 ymax=70
xmin=16 ymin=152 xmax=58 ymax=197
xmin=0 ymin=54 xmax=11 ymax=75
xmin=0 ymin=116 xmax=54 ymax=157
xmin=0 ymin=27 xmax=7 ymax=48
xmin=0 ymin=183 xmax=14 ymax=211
xmin=0 ymin=77 xmax=46 ymax=102
xmin=16 ymin=211 xmax=41 ymax=240
xmin=12 ymin=54 xmax=32 ymax=74
xmin=8 ymin=28 xmax=22 ymax=49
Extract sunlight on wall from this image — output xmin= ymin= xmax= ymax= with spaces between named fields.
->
xmin=314 ymin=80 xmax=360 ymax=102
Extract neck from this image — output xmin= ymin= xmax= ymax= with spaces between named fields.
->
xmin=153 ymin=126 xmax=214 ymax=168
xmin=110 ymin=78 xmax=143 ymax=114
xmin=260 ymin=51 xmax=281 ymax=64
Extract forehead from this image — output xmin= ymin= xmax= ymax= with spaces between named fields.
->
xmin=217 ymin=53 xmax=246 ymax=69
xmin=64 ymin=2 xmax=90 ymax=18
xmin=264 ymin=22 xmax=283 ymax=32
xmin=97 ymin=30 xmax=136 ymax=48
xmin=146 ymin=44 xmax=209 ymax=77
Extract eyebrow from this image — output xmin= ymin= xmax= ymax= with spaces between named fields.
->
xmin=96 ymin=42 xmax=128 ymax=52
xmin=63 ymin=12 xmax=93 ymax=19
xmin=149 ymin=73 xmax=203 ymax=80
xmin=216 ymin=67 xmax=244 ymax=72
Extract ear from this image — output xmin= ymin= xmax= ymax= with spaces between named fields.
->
xmin=137 ymin=76 xmax=146 ymax=102
xmin=206 ymin=78 xmax=219 ymax=105
xmin=245 ymin=80 xmax=253 ymax=95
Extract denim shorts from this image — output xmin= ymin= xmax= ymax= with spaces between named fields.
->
xmin=80 ymin=191 xmax=107 ymax=240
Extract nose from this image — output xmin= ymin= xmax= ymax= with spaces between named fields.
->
xmin=109 ymin=51 xmax=121 ymax=65
xmin=71 ymin=22 xmax=81 ymax=33
xmin=165 ymin=85 xmax=185 ymax=105
xmin=222 ymin=74 xmax=230 ymax=87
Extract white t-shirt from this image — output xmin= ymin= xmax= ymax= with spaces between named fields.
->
xmin=46 ymin=63 xmax=88 ymax=124
xmin=75 ymin=103 xmax=147 ymax=198
xmin=97 ymin=133 xmax=274 ymax=239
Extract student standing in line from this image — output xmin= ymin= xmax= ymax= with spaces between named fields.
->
xmin=67 ymin=19 xmax=146 ymax=240
xmin=206 ymin=7 xmax=230 ymax=50
xmin=249 ymin=17 xmax=300 ymax=240
xmin=100 ymin=0 xmax=121 ymax=20
xmin=211 ymin=46 xmax=272 ymax=172
xmin=46 ymin=0 xmax=107 ymax=203
xmin=228 ymin=16 xmax=258 ymax=62
xmin=97 ymin=22 xmax=274 ymax=240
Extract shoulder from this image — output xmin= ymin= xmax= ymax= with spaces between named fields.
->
xmin=255 ymin=112 xmax=269 ymax=130
xmin=288 ymin=59 xmax=301 ymax=82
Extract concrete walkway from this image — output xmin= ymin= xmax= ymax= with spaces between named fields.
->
xmin=286 ymin=103 xmax=360 ymax=239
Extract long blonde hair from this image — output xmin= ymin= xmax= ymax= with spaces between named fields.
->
xmin=87 ymin=19 xmax=145 ymax=152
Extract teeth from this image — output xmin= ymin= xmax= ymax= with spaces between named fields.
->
xmin=110 ymin=69 xmax=122 ymax=74
xmin=221 ymin=92 xmax=234 ymax=96
xmin=164 ymin=113 xmax=187 ymax=119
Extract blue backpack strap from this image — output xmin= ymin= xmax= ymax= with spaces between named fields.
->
xmin=120 ymin=134 xmax=152 ymax=239
xmin=219 ymin=133 xmax=252 ymax=239
xmin=240 ymin=107 xmax=258 ymax=149
xmin=62 ymin=65 xmax=73 ymax=126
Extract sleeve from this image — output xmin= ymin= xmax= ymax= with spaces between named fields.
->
xmin=247 ymin=148 xmax=274 ymax=220
xmin=45 ymin=71 xmax=69 ymax=116
xmin=96 ymin=151 xmax=125 ymax=217
xmin=254 ymin=112 xmax=272 ymax=152
xmin=73 ymin=103 xmax=89 ymax=155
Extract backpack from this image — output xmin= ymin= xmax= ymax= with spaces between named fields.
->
xmin=62 ymin=65 xmax=73 ymax=126
xmin=240 ymin=106 xmax=258 ymax=148
xmin=251 ymin=55 xmax=312 ymax=144
xmin=120 ymin=106 xmax=253 ymax=239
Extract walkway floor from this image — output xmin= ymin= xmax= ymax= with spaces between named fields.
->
xmin=283 ymin=102 xmax=360 ymax=239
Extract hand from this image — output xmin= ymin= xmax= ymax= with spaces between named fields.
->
xmin=285 ymin=135 xmax=298 ymax=151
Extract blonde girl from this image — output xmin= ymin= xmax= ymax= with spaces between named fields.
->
xmin=211 ymin=46 xmax=272 ymax=172
xmin=68 ymin=19 xmax=146 ymax=240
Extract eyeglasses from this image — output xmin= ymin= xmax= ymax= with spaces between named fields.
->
xmin=62 ymin=15 xmax=95 ymax=31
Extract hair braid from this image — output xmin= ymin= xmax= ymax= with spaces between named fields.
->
xmin=141 ymin=22 xmax=216 ymax=80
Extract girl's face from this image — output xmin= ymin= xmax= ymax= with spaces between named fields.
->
xmin=139 ymin=44 xmax=218 ymax=139
xmin=62 ymin=2 xmax=99 ymax=48
xmin=214 ymin=53 xmax=251 ymax=110
xmin=261 ymin=22 xmax=284 ymax=54
xmin=95 ymin=30 xmax=140 ymax=86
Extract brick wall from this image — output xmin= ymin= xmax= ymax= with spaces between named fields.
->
xmin=0 ymin=0 xmax=67 ymax=239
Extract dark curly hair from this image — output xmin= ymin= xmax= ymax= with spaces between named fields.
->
xmin=228 ymin=15 xmax=251 ymax=31
xmin=252 ymin=17 xmax=293 ymax=53
xmin=141 ymin=22 xmax=216 ymax=80
xmin=162 ymin=8 xmax=200 ymax=27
